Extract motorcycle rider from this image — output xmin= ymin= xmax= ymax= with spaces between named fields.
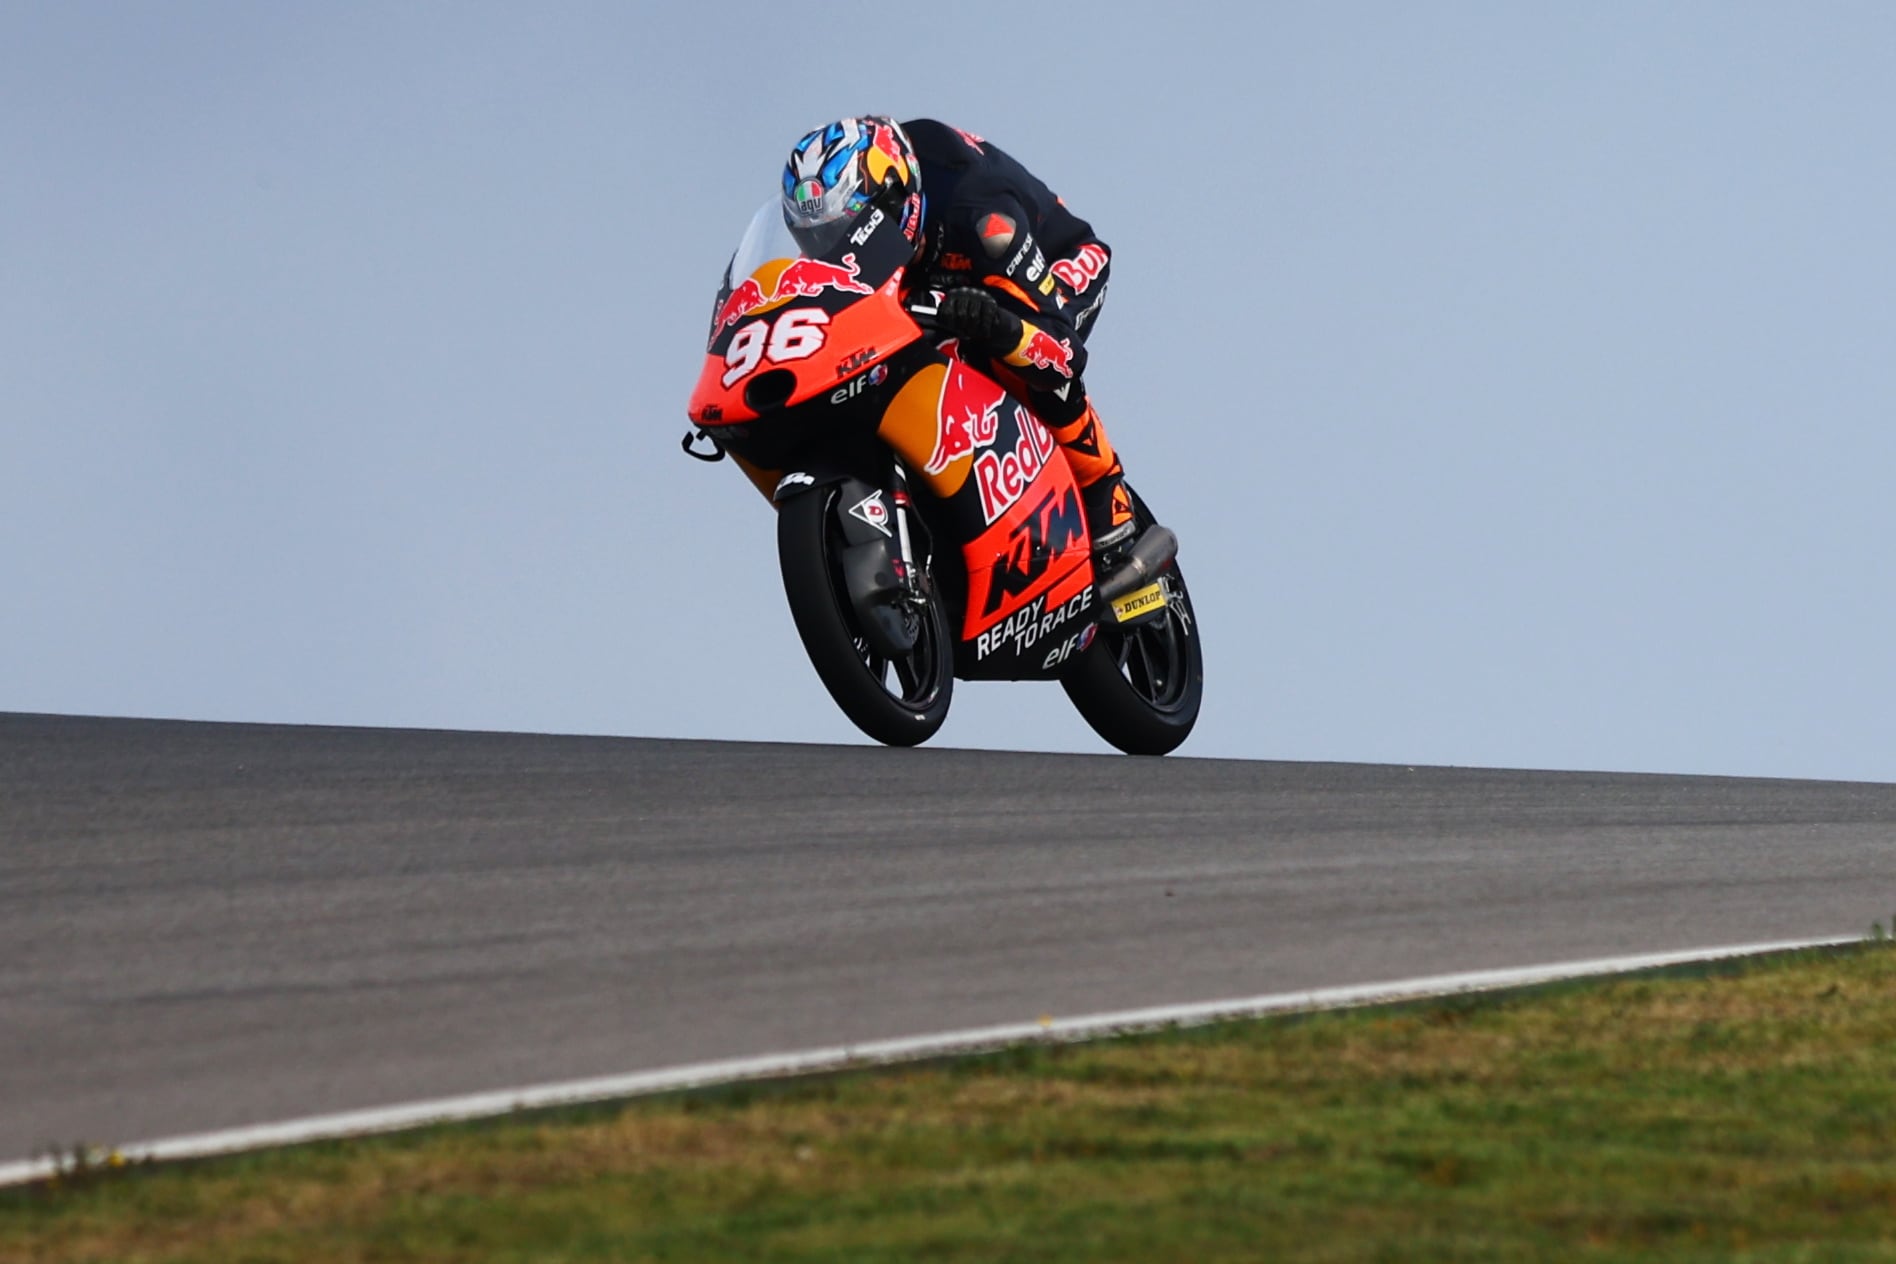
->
xmin=781 ymin=115 xmax=1159 ymax=558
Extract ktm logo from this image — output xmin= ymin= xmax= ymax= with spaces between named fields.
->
xmin=981 ymin=486 xmax=1086 ymax=616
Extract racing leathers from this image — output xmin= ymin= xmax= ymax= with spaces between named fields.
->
xmin=901 ymin=119 xmax=1134 ymax=547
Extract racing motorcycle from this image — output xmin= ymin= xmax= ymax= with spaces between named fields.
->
xmin=682 ymin=188 xmax=1202 ymax=755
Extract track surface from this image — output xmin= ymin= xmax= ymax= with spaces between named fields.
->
xmin=4 ymin=713 xmax=1893 ymax=1161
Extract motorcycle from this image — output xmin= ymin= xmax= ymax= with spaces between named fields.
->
xmin=682 ymin=187 xmax=1202 ymax=755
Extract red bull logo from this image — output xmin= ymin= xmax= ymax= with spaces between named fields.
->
xmin=1019 ymin=329 xmax=1075 ymax=379
xmin=713 ymin=253 xmax=875 ymax=337
xmin=924 ymin=359 xmax=1006 ymax=474
xmin=868 ymin=122 xmax=911 ymax=187
xmin=1051 ymin=242 xmax=1109 ymax=294
xmin=774 ymin=254 xmax=874 ymax=299
xmin=712 ymin=277 xmax=769 ymax=337
xmin=975 ymin=406 xmax=1060 ymax=524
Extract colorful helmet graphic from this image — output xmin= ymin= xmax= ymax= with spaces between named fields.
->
xmin=781 ymin=116 xmax=919 ymax=249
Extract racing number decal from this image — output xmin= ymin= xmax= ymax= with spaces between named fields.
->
xmin=721 ymin=309 xmax=830 ymax=388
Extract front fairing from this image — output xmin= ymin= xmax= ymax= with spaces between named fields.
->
xmin=687 ymin=193 xmax=925 ymax=426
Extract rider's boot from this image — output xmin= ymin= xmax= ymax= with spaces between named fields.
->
xmin=1037 ymin=386 xmax=1179 ymax=599
xmin=1039 ymin=389 xmax=1131 ymax=543
xmin=1040 ymin=388 xmax=1158 ymax=558
xmin=1081 ymin=465 xmax=1136 ymax=553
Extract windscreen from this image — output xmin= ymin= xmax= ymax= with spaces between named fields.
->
xmin=723 ymin=197 xmax=873 ymax=288
xmin=722 ymin=200 xmax=801 ymax=292
xmin=706 ymin=193 xmax=909 ymax=351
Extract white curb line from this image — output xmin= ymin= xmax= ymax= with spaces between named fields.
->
xmin=0 ymin=935 xmax=1860 ymax=1187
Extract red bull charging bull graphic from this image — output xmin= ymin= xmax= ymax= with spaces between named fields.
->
xmin=1016 ymin=328 xmax=1075 ymax=379
xmin=775 ymin=254 xmax=875 ymax=299
xmin=714 ymin=253 xmax=875 ymax=336
xmin=712 ymin=277 xmax=769 ymax=337
xmin=924 ymin=357 xmax=1006 ymax=474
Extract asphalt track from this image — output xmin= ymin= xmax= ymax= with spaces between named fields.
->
xmin=4 ymin=712 xmax=1894 ymax=1165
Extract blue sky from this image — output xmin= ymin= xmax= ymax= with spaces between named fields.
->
xmin=5 ymin=3 xmax=1893 ymax=779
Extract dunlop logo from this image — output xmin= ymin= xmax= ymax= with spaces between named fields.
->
xmin=1111 ymin=583 xmax=1167 ymax=624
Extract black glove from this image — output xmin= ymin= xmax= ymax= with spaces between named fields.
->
xmin=936 ymin=287 xmax=1023 ymax=350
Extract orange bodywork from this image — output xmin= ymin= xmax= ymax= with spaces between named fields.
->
xmin=958 ymin=451 xmax=1090 ymax=641
xmin=685 ymin=259 xmax=1096 ymax=658
xmin=876 ymin=364 xmax=957 ymax=493
xmin=687 ymin=271 xmax=922 ymax=427
xmin=887 ymin=354 xmax=1092 ymax=640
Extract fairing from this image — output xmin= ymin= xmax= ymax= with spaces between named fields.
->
xmin=687 ymin=194 xmax=923 ymax=426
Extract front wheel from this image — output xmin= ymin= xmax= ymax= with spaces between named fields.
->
xmin=778 ymin=486 xmax=954 ymax=747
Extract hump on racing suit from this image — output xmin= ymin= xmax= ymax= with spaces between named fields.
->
xmin=902 ymin=119 xmax=1140 ymax=550
xmin=902 ymin=119 xmax=1113 ymax=396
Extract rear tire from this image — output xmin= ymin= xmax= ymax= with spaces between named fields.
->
xmin=778 ymin=486 xmax=953 ymax=747
xmin=1060 ymin=564 xmax=1203 ymax=755
xmin=1060 ymin=494 xmax=1203 ymax=756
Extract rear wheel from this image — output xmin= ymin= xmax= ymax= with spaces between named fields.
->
xmin=777 ymin=486 xmax=953 ymax=746
xmin=1060 ymin=496 xmax=1203 ymax=756
xmin=1061 ymin=566 xmax=1202 ymax=755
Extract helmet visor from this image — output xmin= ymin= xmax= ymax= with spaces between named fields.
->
xmin=783 ymin=184 xmax=871 ymax=255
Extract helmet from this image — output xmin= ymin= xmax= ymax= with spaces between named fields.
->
xmin=781 ymin=116 xmax=920 ymax=251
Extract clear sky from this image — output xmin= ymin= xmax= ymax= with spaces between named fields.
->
xmin=5 ymin=3 xmax=1893 ymax=780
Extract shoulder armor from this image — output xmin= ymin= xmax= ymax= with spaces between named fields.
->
xmin=977 ymin=212 xmax=1017 ymax=259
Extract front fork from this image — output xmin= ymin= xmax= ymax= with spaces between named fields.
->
xmin=817 ymin=465 xmax=932 ymax=660
xmin=890 ymin=463 xmax=925 ymax=605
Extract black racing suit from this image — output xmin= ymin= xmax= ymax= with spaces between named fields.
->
xmin=902 ymin=119 xmax=1114 ymax=423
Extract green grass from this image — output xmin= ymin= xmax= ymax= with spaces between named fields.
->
xmin=6 ymin=943 xmax=1896 ymax=1262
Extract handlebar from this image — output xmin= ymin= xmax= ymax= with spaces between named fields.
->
xmin=904 ymin=299 xmax=942 ymax=333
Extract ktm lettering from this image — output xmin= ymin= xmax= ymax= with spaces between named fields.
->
xmin=974 ymin=407 xmax=1058 ymax=524
xmin=981 ymin=486 xmax=1086 ymax=616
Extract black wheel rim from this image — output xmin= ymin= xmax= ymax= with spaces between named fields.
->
xmin=1102 ymin=578 xmax=1193 ymax=713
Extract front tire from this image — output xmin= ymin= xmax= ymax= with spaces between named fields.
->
xmin=778 ymin=486 xmax=953 ymax=747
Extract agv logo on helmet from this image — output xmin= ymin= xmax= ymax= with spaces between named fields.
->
xmin=781 ymin=117 xmax=918 ymax=237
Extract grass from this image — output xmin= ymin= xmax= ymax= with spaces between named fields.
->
xmin=5 ymin=943 xmax=1896 ymax=1262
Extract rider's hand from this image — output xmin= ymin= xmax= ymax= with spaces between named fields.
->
xmin=936 ymin=287 xmax=1023 ymax=350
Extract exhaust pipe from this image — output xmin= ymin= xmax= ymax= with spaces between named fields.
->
xmin=1097 ymin=526 xmax=1179 ymax=602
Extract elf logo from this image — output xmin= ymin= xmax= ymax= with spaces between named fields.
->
xmin=829 ymin=362 xmax=890 ymax=405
